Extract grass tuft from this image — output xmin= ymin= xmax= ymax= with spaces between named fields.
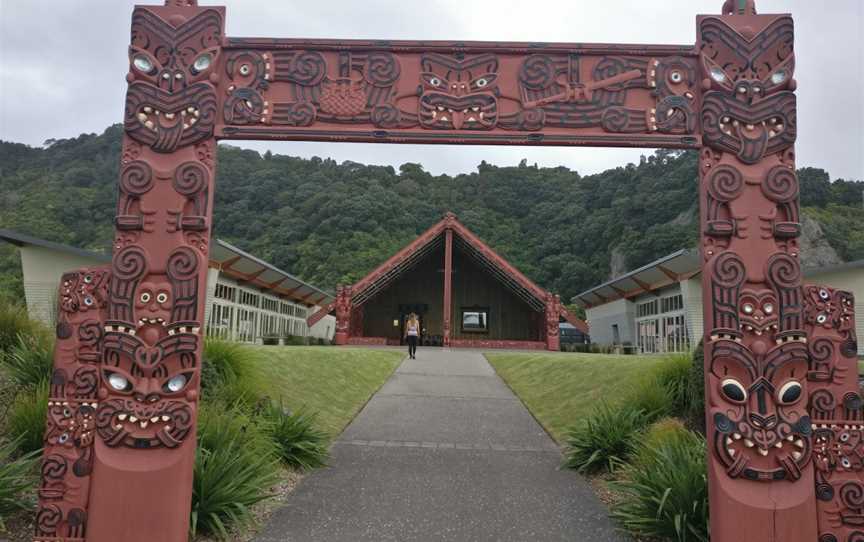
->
xmin=6 ymin=379 xmax=48 ymax=455
xmin=563 ymin=401 xmax=648 ymax=474
xmin=2 ymin=334 xmax=54 ymax=389
xmin=0 ymin=438 xmax=40 ymax=530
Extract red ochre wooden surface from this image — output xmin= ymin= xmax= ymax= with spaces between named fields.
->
xmin=31 ymin=1 xmax=857 ymax=541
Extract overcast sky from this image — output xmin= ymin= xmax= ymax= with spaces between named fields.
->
xmin=1 ymin=0 xmax=861 ymax=179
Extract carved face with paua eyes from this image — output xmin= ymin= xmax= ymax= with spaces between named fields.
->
xmin=418 ymin=54 xmax=499 ymax=130
xmin=804 ymin=285 xmax=855 ymax=333
xmin=710 ymin=339 xmax=811 ymax=481
xmin=124 ymin=7 xmax=222 ymax=153
xmin=99 ymin=247 xmax=200 ymax=449
xmin=738 ymin=288 xmax=779 ymax=339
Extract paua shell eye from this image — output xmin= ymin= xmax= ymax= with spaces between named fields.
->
xmin=777 ymin=381 xmax=802 ymax=404
xmin=239 ymin=64 xmax=251 ymax=75
xmin=133 ymin=55 xmax=154 ymax=73
xmin=669 ymin=71 xmax=683 ymax=83
xmin=816 ymin=314 xmax=827 ymax=324
xmin=108 ymin=373 xmax=131 ymax=392
xmin=140 ymin=292 xmax=151 ymax=303
xmin=721 ymin=378 xmax=747 ymax=403
xmin=842 ymin=457 xmax=852 ymax=469
xmin=156 ymin=292 xmax=168 ymax=304
xmin=742 ymin=303 xmax=754 ymax=314
xmin=763 ymin=303 xmax=774 ymax=314
xmin=192 ymin=53 xmax=212 ymax=73
xmin=841 ymin=433 xmax=851 ymax=443
xmin=709 ymin=66 xmax=727 ymax=83
xmin=83 ymin=274 xmax=93 ymax=284
xmin=164 ymin=374 xmax=188 ymax=393
xmin=819 ymin=289 xmax=830 ymax=300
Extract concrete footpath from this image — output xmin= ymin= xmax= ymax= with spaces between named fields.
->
xmin=255 ymin=349 xmax=627 ymax=541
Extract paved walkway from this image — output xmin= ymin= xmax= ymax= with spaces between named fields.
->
xmin=256 ymin=349 xmax=626 ymax=541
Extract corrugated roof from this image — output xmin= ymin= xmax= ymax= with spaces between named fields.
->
xmin=572 ymin=248 xmax=700 ymax=308
xmin=0 ymin=229 xmax=333 ymax=306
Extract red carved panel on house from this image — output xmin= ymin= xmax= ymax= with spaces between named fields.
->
xmin=448 ymin=339 xmax=547 ymax=350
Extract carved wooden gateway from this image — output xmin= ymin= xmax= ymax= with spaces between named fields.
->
xmin=33 ymin=0 xmax=858 ymax=540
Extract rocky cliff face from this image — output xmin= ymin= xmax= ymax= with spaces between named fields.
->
xmin=799 ymin=215 xmax=843 ymax=269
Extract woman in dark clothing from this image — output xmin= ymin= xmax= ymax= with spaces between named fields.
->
xmin=405 ymin=313 xmax=420 ymax=359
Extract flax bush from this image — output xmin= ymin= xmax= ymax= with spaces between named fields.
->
xmin=201 ymin=338 xmax=266 ymax=406
xmin=611 ymin=418 xmax=709 ymax=541
xmin=261 ymin=401 xmax=328 ymax=470
xmin=0 ymin=438 xmax=40 ymax=530
xmin=6 ymin=379 xmax=49 ymax=455
xmin=563 ymin=401 xmax=648 ymax=473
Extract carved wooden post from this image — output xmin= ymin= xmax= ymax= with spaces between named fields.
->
xmin=334 ymin=285 xmax=352 ymax=345
xmin=803 ymin=285 xmax=860 ymax=541
xmin=698 ymin=2 xmax=815 ymax=540
xmin=443 ymin=223 xmax=454 ymax=347
xmin=84 ymin=2 xmax=221 ymax=540
xmin=33 ymin=268 xmax=110 ymax=541
xmin=545 ymin=294 xmax=561 ymax=352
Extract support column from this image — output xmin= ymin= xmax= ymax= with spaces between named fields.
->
xmin=443 ymin=228 xmax=453 ymax=347
xmin=334 ymin=285 xmax=352 ymax=345
xmin=697 ymin=3 xmax=815 ymax=541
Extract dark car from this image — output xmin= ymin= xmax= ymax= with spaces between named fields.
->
xmin=559 ymin=322 xmax=589 ymax=345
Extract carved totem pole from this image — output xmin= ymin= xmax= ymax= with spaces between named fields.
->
xmin=697 ymin=1 xmax=816 ymax=539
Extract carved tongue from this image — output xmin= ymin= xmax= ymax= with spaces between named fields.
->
xmin=736 ymin=122 xmax=768 ymax=165
xmin=451 ymin=111 xmax=464 ymax=130
xmin=153 ymin=119 xmax=184 ymax=153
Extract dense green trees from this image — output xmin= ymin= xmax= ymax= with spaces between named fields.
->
xmin=0 ymin=125 xmax=861 ymax=303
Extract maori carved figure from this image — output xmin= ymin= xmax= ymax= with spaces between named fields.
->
xmin=34 ymin=267 xmax=108 ymax=542
xmin=545 ymin=294 xmax=561 ymax=351
xmin=417 ymin=54 xmax=499 ymax=130
xmin=804 ymin=286 xmax=861 ymax=542
xmin=698 ymin=7 xmax=815 ymax=541
xmin=334 ymin=285 xmax=353 ymax=345
xmin=700 ymin=16 xmax=796 ymax=164
xmin=124 ymin=7 xmax=222 ymax=153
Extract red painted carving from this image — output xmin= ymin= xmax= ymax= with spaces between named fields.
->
xmin=306 ymin=300 xmax=335 ymax=328
xmin=334 ymin=285 xmax=352 ymax=345
xmin=33 ymin=1 xmax=851 ymax=539
xmin=697 ymin=6 xmax=821 ymax=541
xmin=443 ymin=226 xmax=454 ymax=347
xmin=803 ymin=285 xmax=859 ymax=542
xmin=449 ymin=339 xmax=547 ymax=350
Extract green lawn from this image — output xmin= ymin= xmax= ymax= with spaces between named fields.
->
xmin=485 ymin=352 xmax=665 ymax=443
xmin=253 ymin=346 xmax=404 ymax=439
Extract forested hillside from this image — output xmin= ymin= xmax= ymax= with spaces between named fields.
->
xmin=1 ymin=125 xmax=861 ymax=302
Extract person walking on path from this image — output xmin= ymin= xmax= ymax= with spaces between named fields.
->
xmin=405 ymin=313 xmax=420 ymax=359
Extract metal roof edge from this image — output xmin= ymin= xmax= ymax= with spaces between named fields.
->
xmin=0 ymin=229 xmax=111 ymax=262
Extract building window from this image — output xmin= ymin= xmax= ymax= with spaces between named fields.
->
xmin=637 ymin=300 xmax=658 ymax=318
xmin=612 ymin=324 xmax=620 ymax=345
xmin=661 ymin=294 xmax=684 ymax=314
xmin=461 ymin=307 xmax=489 ymax=333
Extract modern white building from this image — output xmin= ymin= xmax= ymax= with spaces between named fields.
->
xmin=573 ymin=248 xmax=863 ymax=356
xmin=1 ymin=229 xmax=335 ymax=344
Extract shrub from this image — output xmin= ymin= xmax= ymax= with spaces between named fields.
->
xmin=7 ymin=379 xmax=49 ymax=455
xmin=191 ymin=402 xmax=280 ymax=539
xmin=201 ymin=338 xmax=265 ymax=406
xmin=563 ymin=402 xmax=648 ymax=473
xmin=0 ymin=438 xmax=40 ymax=530
xmin=0 ymin=300 xmax=47 ymax=353
xmin=611 ymin=419 xmax=709 ymax=542
xmin=2 ymin=334 xmax=55 ymax=389
xmin=282 ymin=335 xmax=306 ymax=346
xmin=261 ymin=402 xmax=328 ymax=470
xmin=650 ymin=352 xmax=694 ymax=415
xmin=626 ymin=375 xmax=674 ymax=422
xmin=687 ymin=340 xmax=706 ymax=433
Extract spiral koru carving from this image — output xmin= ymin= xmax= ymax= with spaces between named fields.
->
xmin=370 ymin=104 xmax=401 ymax=128
xmin=516 ymin=108 xmax=546 ymax=131
xmin=817 ymin=535 xmax=838 ymax=542
xmin=842 ymin=339 xmax=859 ymax=359
xmin=712 ymin=251 xmax=746 ymax=289
xmin=762 ymin=166 xmax=799 ymax=203
xmin=364 ymin=53 xmax=400 ymax=87
xmin=167 ymin=246 xmax=199 ymax=282
xmin=518 ymin=55 xmax=556 ymax=91
xmin=766 ymin=253 xmax=801 ymax=290
xmin=41 ymin=454 xmax=68 ymax=483
xmin=816 ymin=482 xmax=835 ymax=502
xmin=841 ymin=482 xmax=864 ymax=509
xmin=287 ymin=52 xmax=327 ymax=86
xmin=35 ymin=505 xmax=62 ymax=535
xmin=850 ymin=532 xmax=864 ymax=542
xmin=810 ymin=337 xmax=835 ymax=364
xmin=707 ymin=164 xmax=744 ymax=202
xmin=173 ymin=161 xmax=209 ymax=196
xmin=844 ymin=392 xmax=863 ymax=412
xmin=119 ymin=161 xmax=154 ymax=195
xmin=112 ymin=246 xmax=148 ymax=282
xmin=72 ymin=367 xmax=99 ymax=398
xmin=809 ymin=389 xmax=836 ymax=415
xmin=601 ymin=107 xmax=631 ymax=132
